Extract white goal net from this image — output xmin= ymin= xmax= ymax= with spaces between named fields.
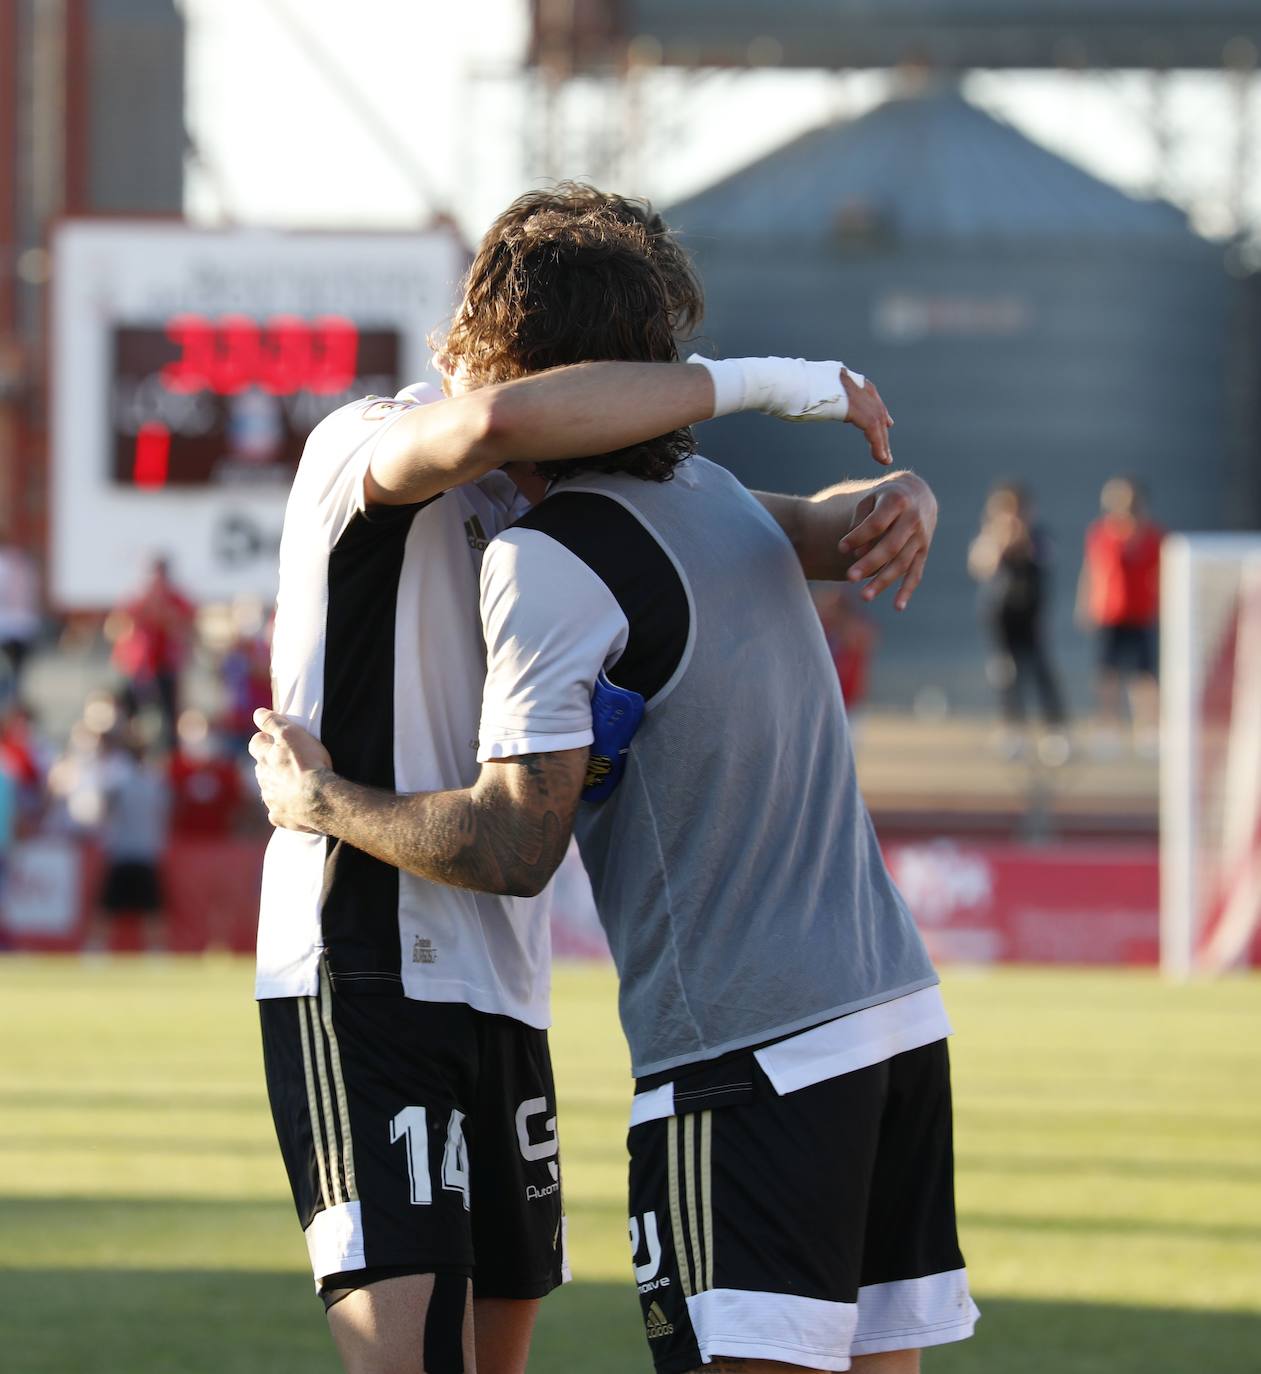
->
xmin=1161 ymin=533 xmax=1261 ymax=978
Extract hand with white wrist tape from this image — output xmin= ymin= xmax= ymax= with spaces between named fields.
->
xmin=688 ymin=354 xmax=894 ymax=467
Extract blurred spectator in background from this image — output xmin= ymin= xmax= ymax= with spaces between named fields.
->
xmin=0 ymin=536 xmax=40 ymax=707
xmin=106 ymin=557 xmax=197 ymax=748
xmin=811 ymin=582 xmax=877 ymax=712
xmin=1077 ymin=476 xmax=1162 ymax=752
xmin=968 ymin=481 xmax=1068 ymax=762
xmin=169 ymin=708 xmax=244 ymax=837
xmin=0 ymin=703 xmax=51 ymax=831
xmin=46 ymin=693 xmax=121 ymax=834
xmin=0 ymin=744 xmax=16 ymax=946
xmin=169 ymin=707 xmax=250 ymax=947
xmin=88 ymin=732 xmax=170 ymax=953
xmin=219 ymin=595 xmax=272 ymax=754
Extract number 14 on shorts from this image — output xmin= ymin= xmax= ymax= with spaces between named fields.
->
xmin=390 ymin=1106 xmax=471 ymax=1210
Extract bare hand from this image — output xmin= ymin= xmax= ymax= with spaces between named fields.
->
xmin=249 ymin=708 xmax=333 ymax=833
xmin=841 ymin=371 xmax=894 ymax=468
xmin=839 ymin=473 xmax=938 ymax=611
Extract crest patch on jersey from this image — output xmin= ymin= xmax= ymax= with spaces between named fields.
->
xmin=361 ymin=399 xmax=411 ymax=422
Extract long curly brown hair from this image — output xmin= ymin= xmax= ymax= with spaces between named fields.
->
xmin=438 ymin=186 xmax=703 ymax=482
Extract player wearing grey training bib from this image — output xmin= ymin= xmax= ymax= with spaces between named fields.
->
xmin=474 ymin=456 xmax=977 ymax=1371
xmin=252 ymin=194 xmax=959 ymax=1374
xmin=479 ymin=457 xmax=942 ymax=1078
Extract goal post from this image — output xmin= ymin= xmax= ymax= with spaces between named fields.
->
xmin=1160 ymin=533 xmax=1261 ymax=979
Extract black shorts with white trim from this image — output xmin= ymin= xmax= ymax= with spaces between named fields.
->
xmin=627 ymin=1038 xmax=977 ymax=1373
xmin=259 ymin=961 xmax=567 ymax=1302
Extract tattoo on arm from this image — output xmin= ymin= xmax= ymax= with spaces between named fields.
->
xmin=443 ymin=753 xmax=568 ymax=897
xmin=306 ymin=748 xmax=586 ymax=898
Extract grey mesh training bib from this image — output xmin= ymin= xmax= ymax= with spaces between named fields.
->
xmin=493 ymin=457 xmax=939 ymax=1076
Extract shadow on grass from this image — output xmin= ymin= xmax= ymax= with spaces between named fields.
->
xmin=957 ymin=1151 xmax=1261 ymax=1187
xmin=1 ymin=1269 xmax=1259 ymax=1374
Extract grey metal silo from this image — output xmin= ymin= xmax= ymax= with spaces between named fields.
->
xmin=667 ymin=85 xmax=1230 ymax=712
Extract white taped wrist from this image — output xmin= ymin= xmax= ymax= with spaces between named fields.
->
xmin=687 ymin=354 xmax=864 ymax=423
xmin=687 ymin=356 xmax=746 ymax=418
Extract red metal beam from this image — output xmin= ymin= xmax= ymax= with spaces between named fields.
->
xmin=0 ymin=0 xmax=18 ymax=335
xmin=0 ymin=0 xmax=23 ymax=543
xmin=63 ymin=0 xmax=91 ymax=215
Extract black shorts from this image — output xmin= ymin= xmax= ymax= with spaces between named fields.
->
xmin=101 ymin=860 xmax=162 ymax=914
xmin=259 ymin=961 xmax=567 ymax=1302
xmin=1099 ymin=622 xmax=1157 ymax=675
xmin=627 ymin=1039 xmax=977 ymax=1372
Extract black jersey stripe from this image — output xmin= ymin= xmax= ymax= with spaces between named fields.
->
xmin=513 ymin=490 xmax=690 ymax=703
xmin=319 ymin=502 xmax=429 ymax=993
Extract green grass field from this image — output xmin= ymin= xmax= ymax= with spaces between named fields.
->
xmin=1 ymin=959 xmax=1259 ymax=1373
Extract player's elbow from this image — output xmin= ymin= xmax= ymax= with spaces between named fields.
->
xmin=503 ymin=830 xmax=572 ymax=898
xmin=503 ymin=875 xmax=548 ymax=899
xmin=501 ymin=850 xmax=565 ymax=899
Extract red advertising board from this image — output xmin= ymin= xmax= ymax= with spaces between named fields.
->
xmin=4 ymin=834 xmax=1255 ymax=968
xmin=884 ymin=840 xmax=1163 ymax=966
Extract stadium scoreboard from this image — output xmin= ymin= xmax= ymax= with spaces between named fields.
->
xmin=52 ymin=223 xmax=464 ymax=608
xmin=110 ymin=317 xmax=401 ymax=488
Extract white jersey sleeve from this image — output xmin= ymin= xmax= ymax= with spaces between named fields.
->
xmin=294 ymin=394 xmax=428 ymax=547
xmin=476 ymin=527 xmax=629 ymax=761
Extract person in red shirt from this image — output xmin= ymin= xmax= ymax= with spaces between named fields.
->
xmin=812 ymin=582 xmax=877 ymax=712
xmin=107 ymin=557 xmax=197 ymax=749
xmin=220 ymin=597 xmax=273 ymax=755
xmin=1077 ymin=476 xmax=1163 ymax=744
xmin=169 ymin=709 xmax=244 ymax=838
xmin=0 ymin=703 xmax=49 ymax=831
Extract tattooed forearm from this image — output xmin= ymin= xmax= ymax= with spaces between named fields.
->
xmin=304 ymin=749 xmax=586 ymax=898
xmin=435 ymin=788 xmax=564 ymax=896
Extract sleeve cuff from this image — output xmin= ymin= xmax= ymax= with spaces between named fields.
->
xmin=477 ymin=729 xmax=593 ymax=763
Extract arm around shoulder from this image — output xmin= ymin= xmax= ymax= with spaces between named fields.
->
xmin=754 ymin=470 xmax=938 ymax=609
xmin=365 ymin=361 xmax=717 ymax=507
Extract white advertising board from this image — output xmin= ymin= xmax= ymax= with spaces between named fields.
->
xmin=50 ymin=222 xmax=465 ymax=608
xmin=2 ymin=837 xmax=82 ymax=937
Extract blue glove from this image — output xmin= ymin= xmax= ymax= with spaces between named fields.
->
xmin=583 ymin=672 xmax=644 ymax=802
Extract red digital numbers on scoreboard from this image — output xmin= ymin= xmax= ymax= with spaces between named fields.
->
xmin=160 ymin=314 xmax=361 ymax=396
xmin=132 ymin=422 xmax=171 ymax=487
xmin=111 ymin=321 xmax=400 ymax=487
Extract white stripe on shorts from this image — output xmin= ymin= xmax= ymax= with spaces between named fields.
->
xmin=304 ymin=1199 xmax=366 ymax=1283
xmin=683 ymin=1268 xmax=978 ymax=1369
xmin=684 ymin=1288 xmax=856 ymax=1372
xmin=851 ymin=1268 xmax=979 ymax=1356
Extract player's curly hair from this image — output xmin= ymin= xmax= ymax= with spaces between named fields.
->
xmin=438 ymin=185 xmax=703 ymax=482
xmin=483 ymin=182 xmax=705 ymax=339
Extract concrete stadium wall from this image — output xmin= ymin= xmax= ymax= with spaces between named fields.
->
xmin=685 ymin=237 xmax=1231 ymax=714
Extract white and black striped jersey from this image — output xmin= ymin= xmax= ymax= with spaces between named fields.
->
xmin=254 ymin=393 xmax=553 ymax=1029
